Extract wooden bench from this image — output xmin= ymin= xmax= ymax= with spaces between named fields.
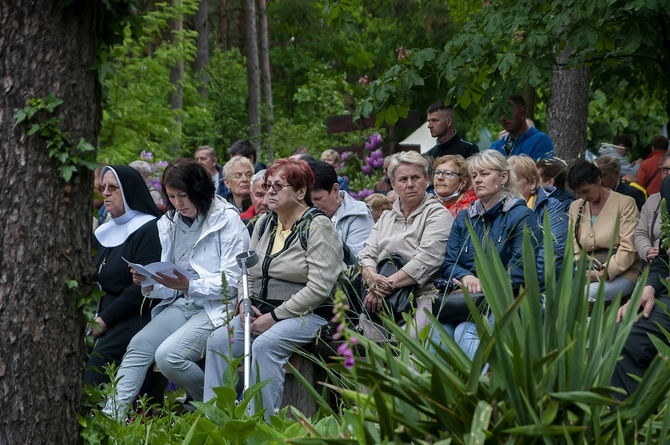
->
xmin=148 ymin=340 xmax=344 ymax=418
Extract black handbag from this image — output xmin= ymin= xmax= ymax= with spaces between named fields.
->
xmin=432 ymin=291 xmax=487 ymax=323
xmin=375 ymin=254 xmax=415 ymax=322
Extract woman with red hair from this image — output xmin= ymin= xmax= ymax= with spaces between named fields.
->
xmin=204 ymin=158 xmax=345 ymax=421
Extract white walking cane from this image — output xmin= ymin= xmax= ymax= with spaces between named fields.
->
xmin=235 ymin=251 xmax=258 ymax=393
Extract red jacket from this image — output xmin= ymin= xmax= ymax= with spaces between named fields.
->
xmin=239 ymin=205 xmax=256 ymax=220
xmin=636 ymin=150 xmax=666 ymax=195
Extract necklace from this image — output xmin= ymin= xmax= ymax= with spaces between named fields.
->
xmin=98 ymin=253 xmax=108 ymax=274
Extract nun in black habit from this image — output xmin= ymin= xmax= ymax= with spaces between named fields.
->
xmin=84 ymin=165 xmax=162 ymax=387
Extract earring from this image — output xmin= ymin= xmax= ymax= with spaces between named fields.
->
xmin=530 ymin=188 xmax=536 ymax=196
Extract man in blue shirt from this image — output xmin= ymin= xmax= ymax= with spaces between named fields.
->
xmin=490 ymin=95 xmax=554 ymax=161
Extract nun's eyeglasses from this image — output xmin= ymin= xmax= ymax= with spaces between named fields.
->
xmin=97 ymin=184 xmax=120 ymax=193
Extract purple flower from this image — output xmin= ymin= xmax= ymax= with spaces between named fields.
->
xmin=141 ymin=150 xmax=153 ymax=160
xmin=365 ymin=156 xmax=373 ymax=166
xmin=157 ymin=160 xmax=169 ymax=168
xmin=166 ymin=381 xmax=178 ymax=391
xmin=343 ymin=356 xmax=355 ymax=369
xmin=149 ymin=178 xmax=162 ymax=191
xmin=372 ymin=157 xmax=385 ymax=169
xmin=337 ymin=342 xmax=350 ymax=356
xmin=341 ymin=151 xmax=352 ymax=162
xmin=371 ymin=149 xmax=384 ymax=160
xmin=361 ymin=165 xmax=373 ymax=175
xmin=349 ymin=336 xmax=360 ymax=345
xmin=358 ymin=189 xmax=374 ymax=200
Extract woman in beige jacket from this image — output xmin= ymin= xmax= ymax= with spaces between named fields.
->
xmin=567 ymin=160 xmax=640 ymax=302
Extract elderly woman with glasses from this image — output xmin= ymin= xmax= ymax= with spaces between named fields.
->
xmin=634 ymin=153 xmax=670 ymax=264
xmin=204 ymin=158 xmax=345 ymax=421
xmin=432 ymin=154 xmax=477 ymax=218
xmin=85 ymin=166 xmax=162 ymax=389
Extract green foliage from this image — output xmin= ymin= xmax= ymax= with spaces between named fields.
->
xmin=349 ymin=0 xmax=670 ymax=150
xmin=181 ymin=47 xmax=249 ymax=158
xmin=661 ymin=198 xmax=670 ymax=252
xmin=13 ymin=93 xmax=97 ymax=182
xmin=291 ymin=224 xmax=670 ymax=443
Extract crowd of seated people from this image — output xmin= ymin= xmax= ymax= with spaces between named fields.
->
xmin=89 ymin=131 xmax=670 ymax=422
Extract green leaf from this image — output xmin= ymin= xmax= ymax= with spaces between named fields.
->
xmin=220 ymin=419 xmax=258 ymax=445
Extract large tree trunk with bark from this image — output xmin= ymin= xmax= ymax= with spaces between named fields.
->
xmin=245 ymin=0 xmax=262 ymax=150
xmin=0 ymin=0 xmax=102 ymax=442
xmin=258 ymin=0 xmax=273 ymax=162
xmin=547 ymin=48 xmax=590 ymax=167
xmin=192 ymin=0 xmax=210 ymax=97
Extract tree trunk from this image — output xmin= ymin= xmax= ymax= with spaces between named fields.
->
xmin=523 ymin=84 xmax=536 ymax=122
xmin=0 ymin=0 xmax=101 ymax=442
xmin=258 ymin=0 xmax=273 ymax=162
xmin=547 ymin=48 xmax=590 ymax=167
xmin=169 ymin=0 xmax=184 ymax=153
xmin=219 ymin=0 xmax=228 ymax=50
xmin=245 ymin=0 xmax=261 ymax=149
xmin=192 ymin=0 xmax=210 ymax=97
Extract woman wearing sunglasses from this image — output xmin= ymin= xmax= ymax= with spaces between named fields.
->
xmin=204 ymin=157 xmax=345 ymax=421
xmin=433 ymin=154 xmax=477 ymax=218
xmin=85 ymin=166 xmax=162 ymax=388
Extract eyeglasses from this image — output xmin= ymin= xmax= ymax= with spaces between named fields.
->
xmin=97 ymin=184 xmax=120 ymax=193
xmin=434 ymin=170 xmax=461 ymax=179
xmin=659 ymin=167 xmax=670 ymax=174
xmin=230 ymin=172 xmax=253 ymax=180
xmin=261 ymin=182 xmax=293 ymax=192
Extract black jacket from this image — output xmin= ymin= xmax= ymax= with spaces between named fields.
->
xmin=425 ymin=132 xmax=479 ymax=159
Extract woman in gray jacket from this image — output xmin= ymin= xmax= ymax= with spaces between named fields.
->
xmin=204 ymin=158 xmax=345 ymax=421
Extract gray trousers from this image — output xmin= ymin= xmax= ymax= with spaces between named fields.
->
xmin=203 ymin=313 xmax=327 ymax=421
xmin=103 ymin=299 xmax=215 ymax=420
xmin=587 ymin=276 xmax=636 ymax=302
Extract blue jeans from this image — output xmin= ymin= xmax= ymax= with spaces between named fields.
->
xmin=586 ymin=276 xmax=636 ymax=302
xmin=203 ymin=313 xmax=327 ymax=421
xmin=431 ymin=312 xmax=495 ymax=363
xmin=103 ymin=299 xmax=216 ymax=421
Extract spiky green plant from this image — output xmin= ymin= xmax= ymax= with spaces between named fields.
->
xmin=291 ymin=216 xmax=670 ymax=444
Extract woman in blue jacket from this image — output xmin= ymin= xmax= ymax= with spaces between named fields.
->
xmin=509 ymin=155 xmax=568 ymax=276
xmin=435 ymin=150 xmax=543 ymax=359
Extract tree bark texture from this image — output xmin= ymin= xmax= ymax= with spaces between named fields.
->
xmin=169 ymin=0 xmax=185 ymax=153
xmin=192 ymin=0 xmax=209 ymax=97
xmin=169 ymin=1 xmax=185 ymax=113
xmin=547 ymin=48 xmax=590 ymax=167
xmin=219 ymin=0 xmax=228 ymax=50
xmin=258 ymin=0 xmax=273 ymax=161
xmin=245 ymin=0 xmax=261 ymax=149
xmin=0 ymin=0 xmax=102 ymax=443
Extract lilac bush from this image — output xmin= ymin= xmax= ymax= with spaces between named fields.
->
xmin=339 ymin=132 xmax=386 ymax=199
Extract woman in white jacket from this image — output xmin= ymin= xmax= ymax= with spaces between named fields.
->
xmin=103 ymin=158 xmax=249 ymax=421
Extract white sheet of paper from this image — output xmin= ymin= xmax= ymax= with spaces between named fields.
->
xmin=123 ymin=257 xmax=194 ymax=287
